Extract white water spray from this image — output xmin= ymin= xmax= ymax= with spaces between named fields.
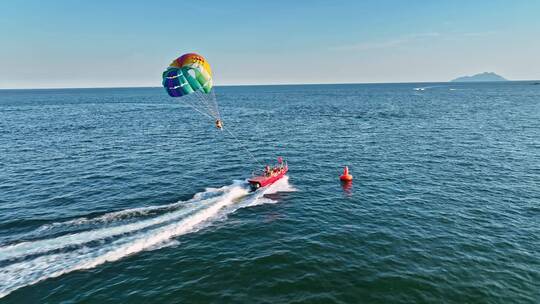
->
xmin=0 ymin=178 xmax=295 ymax=299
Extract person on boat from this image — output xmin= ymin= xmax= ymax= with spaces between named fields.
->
xmin=264 ymin=165 xmax=271 ymax=177
xmin=277 ymin=157 xmax=284 ymax=171
xmin=215 ymin=119 xmax=223 ymax=129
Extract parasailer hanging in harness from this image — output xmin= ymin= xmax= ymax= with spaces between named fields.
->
xmin=215 ymin=119 xmax=223 ymax=129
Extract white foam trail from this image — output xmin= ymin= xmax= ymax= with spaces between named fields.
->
xmin=0 ymin=184 xmax=235 ymax=262
xmin=77 ymin=186 xmax=249 ymax=269
xmin=34 ymin=218 xmax=90 ymax=233
xmin=147 ymin=239 xmax=180 ymax=251
xmin=244 ymin=175 xmax=296 ymax=207
xmin=0 ymin=182 xmax=244 ymax=298
xmin=0 ymin=178 xmax=295 ymax=299
xmin=34 ymin=187 xmax=225 ymax=233
xmin=34 ymin=205 xmax=165 ymax=233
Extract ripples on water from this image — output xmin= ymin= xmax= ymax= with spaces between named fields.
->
xmin=0 ymin=83 xmax=538 ymax=303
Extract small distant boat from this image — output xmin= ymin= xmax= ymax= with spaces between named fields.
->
xmin=248 ymin=158 xmax=288 ymax=191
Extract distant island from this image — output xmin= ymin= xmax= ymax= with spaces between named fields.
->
xmin=451 ymin=72 xmax=508 ymax=82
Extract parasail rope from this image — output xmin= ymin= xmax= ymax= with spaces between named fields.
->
xmin=176 ymin=87 xmax=261 ymax=167
xmin=195 ymin=91 xmax=215 ymax=118
xmin=206 ymin=89 xmax=221 ymax=119
xmin=193 ymin=89 xmax=220 ymax=120
xmin=202 ymin=89 xmax=220 ymax=120
xmin=222 ymin=125 xmax=263 ymax=167
xmin=210 ymin=89 xmax=221 ymax=119
xmin=181 ymin=98 xmax=215 ymax=120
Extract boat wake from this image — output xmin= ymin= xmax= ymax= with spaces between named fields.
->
xmin=413 ymin=85 xmax=445 ymax=91
xmin=0 ymin=177 xmax=295 ymax=299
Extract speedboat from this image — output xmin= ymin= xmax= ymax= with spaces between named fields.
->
xmin=248 ymin=158 xmax=288 ymax=191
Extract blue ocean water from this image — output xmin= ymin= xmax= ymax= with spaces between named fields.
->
xmin=0 ymin=83 xmax=538 ymax=303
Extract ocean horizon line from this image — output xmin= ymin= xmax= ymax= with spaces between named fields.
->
xmin=1 ymin=79 xmax=538 ymax=91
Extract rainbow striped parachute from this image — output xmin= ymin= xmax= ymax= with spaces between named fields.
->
xmin=162 ymin=53 xmax=220 ymax=122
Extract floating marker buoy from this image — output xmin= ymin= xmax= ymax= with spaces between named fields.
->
xmin=340 ymin=166 xmax=353 ymax=182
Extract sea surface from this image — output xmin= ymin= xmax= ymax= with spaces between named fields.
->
xmin=0 ymin=83 xmax=538 ymax=303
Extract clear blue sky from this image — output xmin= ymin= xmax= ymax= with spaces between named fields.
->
xmin=1 ymin=0 xmax=539 ymax=88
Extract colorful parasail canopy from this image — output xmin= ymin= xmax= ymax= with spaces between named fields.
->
xmin=162 ymin=53 xmax=220 ymax=121
xmin=162 ymin=53 xmax=213 ymax=97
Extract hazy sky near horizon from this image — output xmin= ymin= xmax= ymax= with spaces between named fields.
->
xmin=1 ymin=0 xmax=539 ymax=88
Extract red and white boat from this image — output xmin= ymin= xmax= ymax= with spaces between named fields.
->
xmin=248 ymin=158 xmax=288 ymax=191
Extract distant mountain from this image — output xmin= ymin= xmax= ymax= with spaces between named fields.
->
xmin=451 ymin=72 xmax=508 ymax=82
